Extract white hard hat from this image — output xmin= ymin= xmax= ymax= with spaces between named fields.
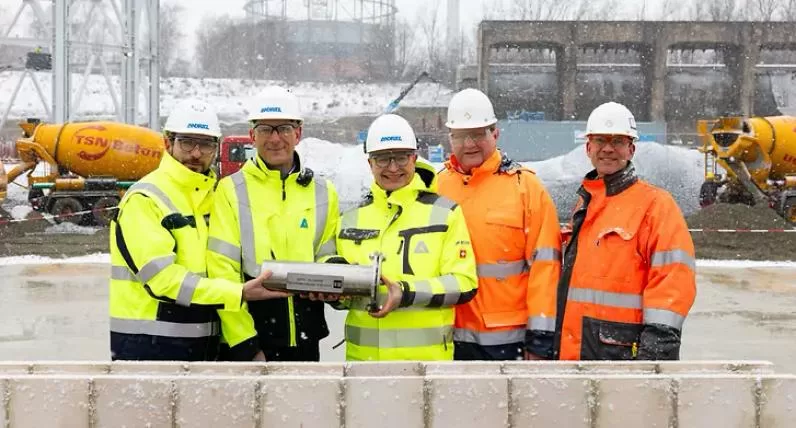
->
xmin=586 ymin=102 xmax=639 ymax=140
xmin=365 ymin=114 xmax=417 ymax=154
xmin=445 ymin=88 xmax=498 ymax=129
xmin=163 ymin=99 xmax=222 ymax=139
xmin=248 ymin=86 xmax=303 ymax=123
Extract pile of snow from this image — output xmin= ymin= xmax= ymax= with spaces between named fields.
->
xmin=0 ymin=71 xmax=453 ymax=125
xmin=526 ymin=142 xmax=705 ymax=219
xmin=2 ymin=138 xmax=706 ymax=223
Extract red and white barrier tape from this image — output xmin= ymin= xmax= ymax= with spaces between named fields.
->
xmin=687 ymin=228 xmax=796 ymax=233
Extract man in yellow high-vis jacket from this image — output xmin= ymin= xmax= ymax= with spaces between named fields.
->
xmin=207 ymin=87 xmax=341 ymax=361
xmin=324 ymin=113 xmax=478 ymax=361
xmin=109 ymin=99 xmax=284 ymax=362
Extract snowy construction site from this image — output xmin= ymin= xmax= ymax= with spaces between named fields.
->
xmin=0 ymin=0 xmax=795 ymax=426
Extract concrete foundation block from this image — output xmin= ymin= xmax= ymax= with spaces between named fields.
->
xmin=176 ymin=376 xmax=258 ymax=428
xmin=261 ymin=376 xmax=341 ymax=427
xmin=677 ymin=375 xmax=756 ymax=428
xmin=346 ymin=361 xmax=422 ymax=377
xmin=596 ymin=375 xmax=673 ymax=428
xmin=425 ymin=361 xmax=503 ymax=376
xmin=0 ymin=363 xmax=32 ymax=374
xmin=657 ymin=361 xmax=774 ymax=374
xmin=266 ymin=362 xmax=344 ymax=376
xmin=29 ymin=361 xmax=110 ymax=375
xmin=187 ymin=362 xmax=265 ymax=376
xmin=9 ymin=375 xmax=89 ymax=427
xmin=502 ymin=361 xmax=581 ymax=375
xmin=428 ymin=375 xmax=508 ymax=428
xmin=94 ymin=375 xmax=173 ymax=428
xmin=510 ymin=375 xmax=590 ymax=428
xmin=0 ymin=379 xmax=7 ymax=426
xmin=761 ymin=375 xmax=796 ymax=428
xmin=110 ymin=361 xmax=187 ymax=375
xmin=579 ymin=361 xmax=658 ymax=374
xmin=344 ymin=376 xmax=424 ymax=428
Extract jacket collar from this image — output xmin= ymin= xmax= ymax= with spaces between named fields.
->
xmin=370 ymin=158 xmax=438 ymax=207
xmin=445 ymin=150 xmax=513 ymax=184
xmin=159 ymin=152 xmax=217 ymax=191
xmin=583 ymin=162 xmax=638 ymax=196
xmin=244 ymin=151 xmax=301 ymax=181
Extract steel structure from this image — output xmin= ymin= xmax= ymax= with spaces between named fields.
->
xmin=0 ymin=0 xmax=159 ymax=133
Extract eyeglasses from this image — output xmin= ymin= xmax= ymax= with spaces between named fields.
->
xmin=253 ymin=124 xmax=296 ymax=138
xmin=370 ymin=152 xmax=414 ymax=168
xmin=450 ymin=128 xmax=491 ymax=144
xmin=589 ymin=135 xmax=633 ymax=148
xmin=174 ymin=137 xmax=218 ymax=154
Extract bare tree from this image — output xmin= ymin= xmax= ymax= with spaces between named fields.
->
xmin=485 ymin=0 xmax=574 ymax=20
xmin=394 ymin=18 xmax=412 ymax=78
xmin=747 ymin=0 xmax=782 ymax=20
xmin=785 ymin=0 xmax=796 ymax=19
xmin=658 ymin=0 xmax=685 ymax=20
xmin=706 ymin=0 xmax=740 ymax=20
xmin=159 ymin=1 xmax=184 ymax=77
xmin=573 ymin=0 xmax=622 ymax=20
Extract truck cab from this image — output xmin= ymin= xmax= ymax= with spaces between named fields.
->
xmin=218 ymin=136 xmax=255 ymax=177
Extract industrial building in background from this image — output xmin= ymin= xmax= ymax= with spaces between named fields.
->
xmin=241 ymin=0 xmax=397 ymax=81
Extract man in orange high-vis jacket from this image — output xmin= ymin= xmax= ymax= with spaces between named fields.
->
xmin=554 ymin=101 xmax=696 ymax=361
xmin=438 ymin=88 xmax=562 ymax=361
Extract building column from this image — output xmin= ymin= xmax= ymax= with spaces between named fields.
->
xmin=477 ymin=24 xmax=491 ymax=96
xmin=727 ymin=24 xmax=760 ymax=117
xmin=641 ymin=38 xmax=667 ymax=123
xmin=556 ymin=43 xmax=577 ymax=120
xmin=739 ymin=28 xmax=761 ymax=117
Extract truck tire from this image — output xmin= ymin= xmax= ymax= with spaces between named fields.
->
xmin=50 ymin=197 xmax=84 ymax=225
xmin=783 ymin=196 xmax=796 ymax=225
xmin=92 ymin=196 xmax=120 ymax=227
xmin=699 ymin=181 xmax=719 ymax=207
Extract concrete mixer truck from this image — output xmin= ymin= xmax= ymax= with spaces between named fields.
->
xmin=1 ymin=119 xmax=165 ymax=225
xmin=698 ymin=115 xmax=796 ymax=223
xmin=0 ymin=119 xmax=255 ymax=225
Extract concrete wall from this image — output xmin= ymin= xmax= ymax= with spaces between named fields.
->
xmin=474 ymin=64 xmax=790 ymax=135
xmin=477 ymin=21 xmax=796 ymax=125
xmin=0 ymin=361 xmax=793 ymax=427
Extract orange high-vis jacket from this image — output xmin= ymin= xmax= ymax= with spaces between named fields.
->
xmin=554 ymin=163 xmax=697 ymax=361
xmin=438 ymin=150 xmax=562 ymax=358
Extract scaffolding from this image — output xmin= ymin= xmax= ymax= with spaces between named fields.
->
xmin=0 ymin=0 xmax=159 ymax=133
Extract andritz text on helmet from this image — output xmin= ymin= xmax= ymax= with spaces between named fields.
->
xmin=260 ymin=106 xmax=283 ymax=113
xmin=380 ymin=135 xmax=402 ymax=142
xmin=186 ymin=123 xmax=210 ymax=130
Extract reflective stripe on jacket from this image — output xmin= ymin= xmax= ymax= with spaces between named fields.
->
xmin=207 ymin=153 xmax=340 ymax=359
xmin=438 ymin=150 xmax=561 ymax=357
xmin=554 ymin=163 xmax=697 ymax=361
xmin=109 ymin=153 xmax=245 ymax=361
xmin=335 ymin=160 xmax=478 ymax=361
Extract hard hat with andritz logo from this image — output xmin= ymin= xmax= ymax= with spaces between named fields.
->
xmin=585 ymin=102 xmax=639 ymax=140
xmin=365 ymin=114 xmax=418 ymax=154
xmin=248 ymin=86 xmax=303 ymax=124
xmin=163 ymin=99 xmax=222 ymax=139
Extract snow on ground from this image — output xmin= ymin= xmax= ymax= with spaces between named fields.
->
xmin=0 ymin=71 xmax=453 ymax=125
xmin=0 ymin=253 xmax=110 ymax=266
xmin=2 ymin=252 xmax=794 ymax=268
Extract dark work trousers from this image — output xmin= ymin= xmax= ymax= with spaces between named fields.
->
xmin=453 ymin=341 xmax=524 ymax=361
xmin=262 ymin=340 xmax=321 ymax=362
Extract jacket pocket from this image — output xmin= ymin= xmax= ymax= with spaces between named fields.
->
xmin=482 ymin=310 xmax=527 ymax=329
xmin=485 ymin=208 xmax=525 ymax=252
xmin=580 ymin=316 xmax=642 ymax=360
